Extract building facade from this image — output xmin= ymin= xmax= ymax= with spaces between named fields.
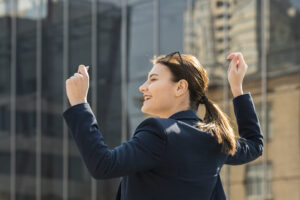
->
xmin=0 ymin=0 xmax=299 ymax=200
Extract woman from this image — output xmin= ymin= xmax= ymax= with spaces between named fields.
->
xmin=63 ymin=52 xmax=263 ymax=200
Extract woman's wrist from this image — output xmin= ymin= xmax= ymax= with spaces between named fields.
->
xmin=231 ymin=86 xmax=243 ymax=98
xmin=70 ymin=98 xmax=87 ymax=106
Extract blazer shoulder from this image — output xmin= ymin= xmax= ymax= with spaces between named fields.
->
xmin=134 ymin=117 xmax=167 ymax=140
xmin=138 ymin=117 xmax=183 ymax=136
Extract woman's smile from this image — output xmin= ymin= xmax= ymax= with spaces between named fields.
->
xmin=144 ymin=95 xmax=152 ymax=102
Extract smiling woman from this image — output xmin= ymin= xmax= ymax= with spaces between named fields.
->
xmin=140 ymin=52 xmax=239 ymax=156
xmin=139 ymin=63 xmax=182 ymax=118
xmin=63 ymin=52 xmax=263 ymax=200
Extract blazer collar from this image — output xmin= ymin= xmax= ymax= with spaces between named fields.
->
xmin=168 ymin=110 xmax=201 ymax=121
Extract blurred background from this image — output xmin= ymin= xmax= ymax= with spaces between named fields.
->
xmin=0 ymin=0 xmax=299 ymax=199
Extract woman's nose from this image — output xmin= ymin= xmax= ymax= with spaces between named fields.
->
xmin=139 ymin=82 xmax=147 ymax=93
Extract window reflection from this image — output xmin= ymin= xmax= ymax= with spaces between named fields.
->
xmin=0 ymin=152 xmax=10 ymax=174
xmin=42 ymin=154 xmax=62 ymax=179
xmin=2 ymin=0 xmax=48 ymax=19
xmin=15 ymin=0 xmax=37 ymax=198
xmin=96 ymin=2 xmax=122 ymax=148
xmin=96 ymin=2 xmax=122 ymax=199
xmin=68 ymin=156 xmax=83 ymax=181
xmin=160 ymin=0 xmax=186 ymax=54
xmin=41 ymin=0 xmax=63 ymax=199
xmin=0 ymin=1 xmax=11 ymax=198
xmin=68 ymin=0 xmax=92 ymax=199
xmin=16 ymin=150 xmax=36 ymax=176
xmin=127 ymin=0 xmax=154 ymax=135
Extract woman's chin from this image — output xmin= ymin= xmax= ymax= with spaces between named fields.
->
xmin=141 ymin=105 xmax=151 ymax=114
xmin=141 ymin=105 xmax=147 ymax=113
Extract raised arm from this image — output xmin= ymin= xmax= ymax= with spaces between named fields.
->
xmin=64 ymin=65 xmax=166 ymax=179
xmin=225 ymin=52 xmax=263 ymax=165
xmin=63 ymin=104 xmax=166 ymax=179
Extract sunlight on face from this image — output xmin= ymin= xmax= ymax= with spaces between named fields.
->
xmin=139 ymin=63 xmax=177 ymax=117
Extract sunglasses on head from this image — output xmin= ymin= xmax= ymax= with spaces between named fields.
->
xmin=165 ymin=51 xmax=189 ymax=82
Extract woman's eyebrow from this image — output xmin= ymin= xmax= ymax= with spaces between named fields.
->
xmin=148 ymin=73 xmax=159 ymax=79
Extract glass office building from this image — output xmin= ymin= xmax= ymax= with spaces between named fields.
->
xmin=0 ymin=0 xmax=299 ymax=200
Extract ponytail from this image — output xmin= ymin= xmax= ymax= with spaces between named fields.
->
xmin=197 ymin=96 xmax=238 ymax=156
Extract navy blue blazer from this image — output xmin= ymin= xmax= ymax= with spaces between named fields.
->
xmin=63 ymin=93 xmax=263 ymax=200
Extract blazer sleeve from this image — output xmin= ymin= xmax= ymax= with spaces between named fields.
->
xmin=225 ymin=93 xmax=264 ymax=165
xmin=62 ymin=103 xmax=166 ymax=179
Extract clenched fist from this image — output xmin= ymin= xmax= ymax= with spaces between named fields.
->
xmin=227 ymin=52 xmax=248 ymax=97
xmin=66 ymin=65 xmax=90 ymax=106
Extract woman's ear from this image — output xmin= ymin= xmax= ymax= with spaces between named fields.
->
xmin=175 ymin=79 xmax=189 ymax=97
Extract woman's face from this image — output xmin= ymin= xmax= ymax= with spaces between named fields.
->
xmin=139 ymin=63 xmax=179 ymax=117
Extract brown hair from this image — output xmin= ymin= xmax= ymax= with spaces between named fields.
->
xmin=151 ymin=53 xmax=238 ymax=156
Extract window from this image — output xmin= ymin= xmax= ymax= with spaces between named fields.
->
xmin=245 ymin=162 xmax=272 ymax=200
xmin=16 ymin=151 xmax=36 ymax=176
xmin=216 ymin=1 xmax=230 ymax=8
xmin=216 ymin=14 xmax=231 ymax=19
xmin=216 ymin=1 xmax=223 ymax=7
xmin=42 ymin=154 xmax=62 ymax=179
xmin=68 ymin=156 xmax=84 ymax=181
xmin=0 ymin=152 xmax=10 ymax=174
xmin=254 ymin=102 xmax=273 ymax=141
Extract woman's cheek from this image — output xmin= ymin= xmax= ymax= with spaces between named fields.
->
xmin=148 ymin=82 xmax=157 ymax=94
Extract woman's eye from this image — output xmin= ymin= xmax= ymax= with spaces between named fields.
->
xmin=150 ymin=79 xmax=156 ymax=82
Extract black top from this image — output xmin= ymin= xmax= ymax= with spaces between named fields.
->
xmin=63 ymin=93 xmax=263 ymax=200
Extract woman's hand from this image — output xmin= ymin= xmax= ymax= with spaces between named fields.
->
xmin=66 ymin=65 xmax=90 ymax=106
xmin=227 ymin=52 xmax=248 ymax=97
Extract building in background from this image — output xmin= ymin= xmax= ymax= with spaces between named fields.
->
xmin=229 ymin=0 xmax=261 ymax=76
xmin=0 ymin=0 xmax=122 ymax=199
xmin=186 ymin=0 xmax=300 ymax=200
xmin=0 ymin=0 xmax=299 ymax=200
xmin=184 ymin=0 xmax=261 ymax=84
xmin=184 ymin=0 xmax=225 ymax=85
